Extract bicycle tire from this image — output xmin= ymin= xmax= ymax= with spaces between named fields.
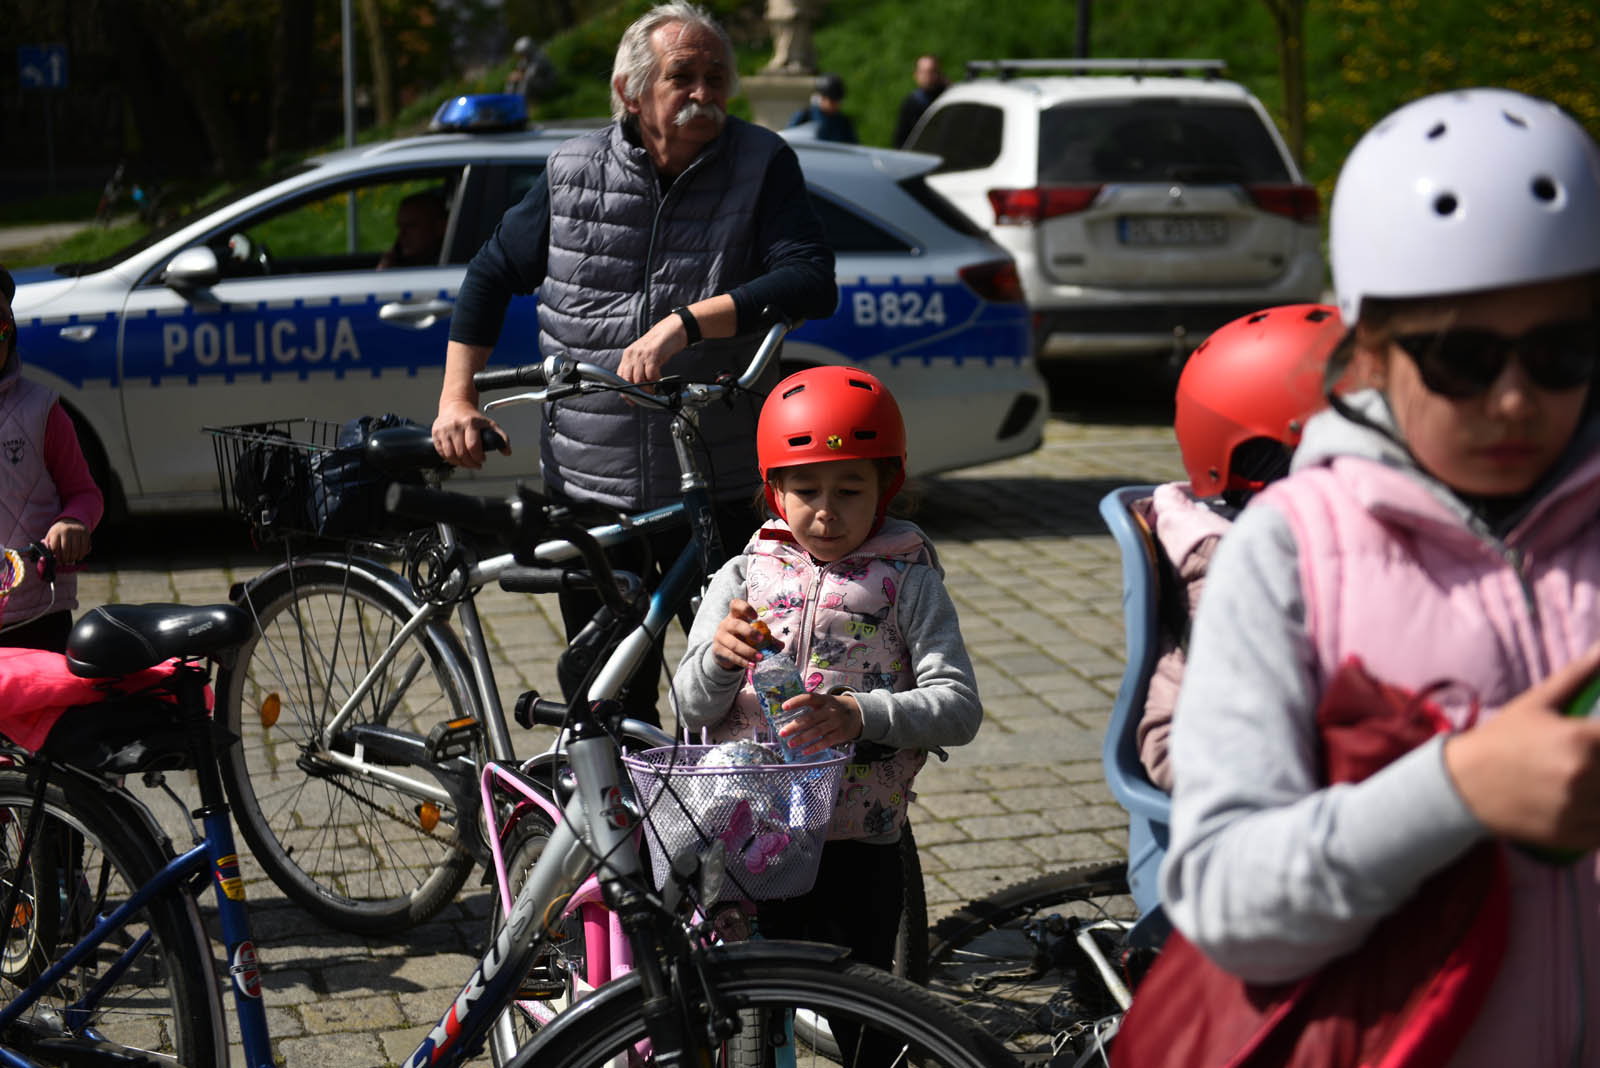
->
xmin=487 ymin=804 xmax=581 ymax=1068
xmin=218 ymin=559 xmax=477 ymax=933
xmin=508 ymin=948 xmax=1018 ymax=1068
xmin=0 ymin=768 xmax=224 ymax=1066
xmin=925 ymin=861 xmax=1136 ymax=1066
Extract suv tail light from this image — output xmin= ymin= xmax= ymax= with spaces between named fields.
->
xmin=1247 ymin=183 xmax=1320 ymax=224
xmin=958 ymin=258 xmax=1025 ymax=303
xmin=988 ymin=186 xmax=1102 ymax=225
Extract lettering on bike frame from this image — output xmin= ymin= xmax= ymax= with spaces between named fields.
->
xmin=406 ymin=873 xmax=544 ymax=1068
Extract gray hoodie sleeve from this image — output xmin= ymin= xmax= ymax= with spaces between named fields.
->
xmin=668 ymin=554 xmax=982 ymax=749
xmin=852 ymin=564 xmax=983 ymax=750
xmin=1161 ymin=501 xmax=1483 ymax=983
xmin=669 ymin=555 xmax=752 ymax=732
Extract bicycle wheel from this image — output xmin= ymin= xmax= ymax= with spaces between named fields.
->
xmin=0 ymin=768 xmax=223 ymax=1066
xmin=792 ymin=823 xmax=929 ymax=1058
xmin=488 ymin=803 xmax=583 ymax=1068
xmin=218 ymin=558 xmax=477 ymax=934
xmin=512 ymin=950 xmax=1015 ymax=1068
xmin=0 ymin=798 xmax=60 ymax=987
xmin=925 ymin=861 xmax=1137 ymax=1066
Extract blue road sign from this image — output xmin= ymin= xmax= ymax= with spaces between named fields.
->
xmin=18 ymin=45 xmax=68 ymax=90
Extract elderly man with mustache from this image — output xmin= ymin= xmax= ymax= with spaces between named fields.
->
xmin=434 ymin=1 xmax=836 ymax=726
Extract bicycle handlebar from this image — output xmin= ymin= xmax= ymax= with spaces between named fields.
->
xmin=476 ymin=313 xmax=791 ymax=416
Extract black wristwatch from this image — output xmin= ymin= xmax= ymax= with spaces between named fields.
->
xmin=672 ymin=305 xmax=702 ymax=346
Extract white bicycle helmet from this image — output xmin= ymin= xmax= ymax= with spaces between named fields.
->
xmin=1331 ymin=88 xmax=1600 ymax=326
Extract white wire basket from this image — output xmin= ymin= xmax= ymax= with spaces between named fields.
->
xmin=623 ymin=744 xmax=846 ymax=902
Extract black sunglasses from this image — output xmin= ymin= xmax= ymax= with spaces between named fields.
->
xmin=1390 ymin=318 xmax=1599 ymax=399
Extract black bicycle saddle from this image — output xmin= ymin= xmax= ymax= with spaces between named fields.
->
xmin=66 ymin=603 xmax=254 ymax=678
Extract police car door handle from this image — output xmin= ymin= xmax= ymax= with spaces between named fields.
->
xmin=379 ymin=299 xmax=454 ymax=330
xmin=59 ymin=324 xmax=97 ymax=342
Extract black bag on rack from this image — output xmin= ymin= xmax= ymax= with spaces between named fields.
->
xmin=308 ymin=413 xmax=423 ymax=538
xmin=233 ymin=429 xmax=311 ymax=533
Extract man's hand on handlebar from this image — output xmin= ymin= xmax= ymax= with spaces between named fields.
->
xmin=617 ymin=314 xmax=688 ymax=388
xmin=432 ymin=401 xmax=511 ymax=470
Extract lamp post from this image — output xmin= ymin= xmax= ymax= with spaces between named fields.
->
xmin=1075 ymin=0 xmax=1091 ymax=58
xmin=343 ymin=0 xmax=358 ymax=251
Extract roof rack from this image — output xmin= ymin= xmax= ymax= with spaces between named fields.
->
xmin=964 ymin=58 xmax=1227 ymax=81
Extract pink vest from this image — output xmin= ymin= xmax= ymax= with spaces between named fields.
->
xmin=0 ymin=364 xmax=72 ymax=626
xmin=1260 ymin=454 xmax=1600 ymax=1065
xmin=709 ymin=521 xmax=929 ymax=839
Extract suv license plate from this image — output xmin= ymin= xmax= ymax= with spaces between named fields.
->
xmin=1118 ymin=215 xmax=1227 ymax=246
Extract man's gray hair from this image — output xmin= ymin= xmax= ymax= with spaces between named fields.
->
xmin=610 ymin=2 xmax=738 ymax=122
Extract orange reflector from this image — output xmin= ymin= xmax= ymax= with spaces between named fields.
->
xmin=259 ymin=693 xmax=281 ymax=729
xmin=418 ymin=802 xmax=441 ymax=833
xmin=11 ymin=902 xmax=31 ymax=930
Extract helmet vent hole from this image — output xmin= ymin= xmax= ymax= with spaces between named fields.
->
xmin=1305 ymin=307 xmax=1333 ymax=322
xmin=1503 ymin=109 xmax=1528 ymax=129
xmin=854 ymin=430 xmax=878 ymax=441
xmin=785 ymin=434 xmax=813 ymax=448
xmin=845 ymin=377 xmax=875 ymax=392
xmin=1246 ymin=312 xmax=1269 ymax=324
xmin=1426 ymin=122 xmax=1447 ymax=140
xmin=1531 ymin=175 xmax=1559 ymax=203
xmin=780 ymin=384 xmax=807 ymax=400
xmin=1433 ymin=193 xmax=1459 ymax=217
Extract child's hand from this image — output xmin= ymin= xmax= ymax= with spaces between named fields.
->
xmin=43 ymin=519 xmax=90 ymax=566
xmin=776 ymin=692 xmax=863 ymax=756
xmin=1444 ymin=640 xmax=1600 ymax=852
xmin=712 ymin=599 xmax=765 ymax=672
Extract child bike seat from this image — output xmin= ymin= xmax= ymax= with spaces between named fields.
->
xmin=1098 ymin=485 xmax=1175 ymax=948
xmin=66 ymin=603 xmax=253 ymax=678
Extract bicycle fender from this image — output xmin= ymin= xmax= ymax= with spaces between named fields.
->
xmin=513 ymin=941 xmax=852 ymax=1061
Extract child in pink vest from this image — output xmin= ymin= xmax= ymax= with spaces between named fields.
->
xmin=672 ymin=366 xmax=980 ymax=1029
xmin=1159 ymin=89 xmax=1600 ymax=1064
xmin=0 ymin=265 xmax=104 ymax=652
xmin=1137 ymin=304 xmax=1345 ymax=791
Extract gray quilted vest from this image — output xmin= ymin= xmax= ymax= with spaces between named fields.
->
xmin=539 ymin=117 xmax=784 ymax=511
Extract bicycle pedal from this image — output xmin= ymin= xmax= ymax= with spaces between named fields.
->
xmin=426 ymin=716 xmax=482 ymax=762
xmin=514 ymin=962 xmax=568 ymax=1000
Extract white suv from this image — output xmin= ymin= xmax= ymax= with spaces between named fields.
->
xmin=905 ymin=59 xmax=1325 ymax=361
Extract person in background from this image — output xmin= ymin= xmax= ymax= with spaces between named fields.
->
xmin=505 ymin=35 xmax=557 ymax=113
xmin=377 ymin=190 xmax=447 ymax=270
xmin=787 ymin=72 xmax=858 ymax=143
xmin=1136 ymin=304 xmax=1346 ymax=792
xmin=0 ymin=265 xmax=105 ymax=652
xmin=894 ymin=53 xmax=947 ymax=148
xmin=432 ymin=1 xmax=836 ymax=727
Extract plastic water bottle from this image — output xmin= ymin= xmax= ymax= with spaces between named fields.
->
xmin=750 ymin=622 xmax=822 ymax=764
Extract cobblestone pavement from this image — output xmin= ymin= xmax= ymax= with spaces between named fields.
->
xmin=74 ymin=411 xmax=1183 ymax=1066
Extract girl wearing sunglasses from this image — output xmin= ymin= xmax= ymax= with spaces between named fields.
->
xmin=0 ymin=265 xmax=104 ymax=652
xmin=1151 ymin=89 xmax=1600 ymax=1064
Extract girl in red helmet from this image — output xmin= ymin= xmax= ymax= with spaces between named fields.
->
xmin=671 ymin=365 xmax=981 ymax=1004
xmin=1136 ymin=303 xmax=1345 ymax=790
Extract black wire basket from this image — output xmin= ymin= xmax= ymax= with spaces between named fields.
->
xmin=206 ymin=418 xmax=410 ymax=543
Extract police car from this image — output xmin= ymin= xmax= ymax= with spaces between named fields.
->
xmin=13 ymin=95 xmax=1048 ymax=518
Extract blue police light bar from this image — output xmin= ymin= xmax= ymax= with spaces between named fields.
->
xmin=429 ymin=93 xmax=528 ymax=133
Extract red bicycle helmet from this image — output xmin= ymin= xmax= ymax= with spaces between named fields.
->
xmin=757 ymin=365 xmax=907 ymax=520
xmin=1175 ymin=304 xmax=1346 ymax=498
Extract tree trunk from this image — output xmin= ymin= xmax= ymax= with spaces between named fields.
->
xmin=135 ymin=0 xmax=248 ymax=178
xmin=269 ymin=0 xmax=316 ymax=157
xmin=357 ymin=0 xmax=395 ymax=128
xmin=1263 ymin=0 xmax=1308 ymax=170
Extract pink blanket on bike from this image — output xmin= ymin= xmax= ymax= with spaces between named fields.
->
xmin=0 ymin=649 xmax=186 ymax=752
